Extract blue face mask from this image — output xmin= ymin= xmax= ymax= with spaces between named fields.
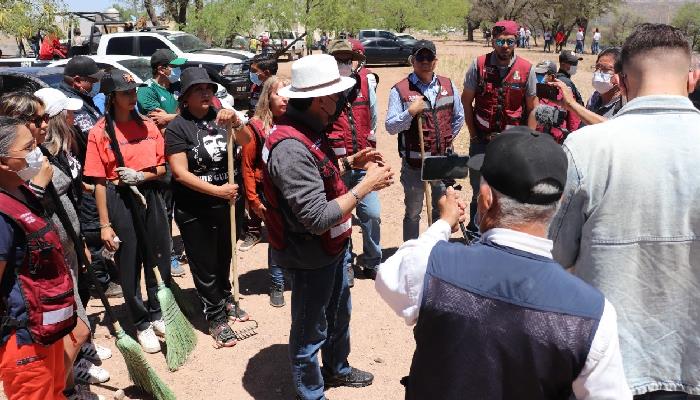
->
xmin=249 ymin=71 xmax=263 ymax=86
xmin=168 ymin=67 xmax=181 ymax=83
xmin=89 ymin=81 xmax=101 ymax=97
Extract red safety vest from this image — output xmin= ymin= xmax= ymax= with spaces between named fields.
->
xmin=0 ymin=191 xmax=76 ymax=346
xmin=474 ymin=53 xmax=532 ymax=140
xmin=261 ymin=117 xmax=351 ymax=256
xmin=327 ymin=68 xmax=375 ymax=156
xmin=394 ymin=75 xmax=455 ymax=168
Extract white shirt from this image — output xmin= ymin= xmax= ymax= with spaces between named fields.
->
xmin=593 ymin=32 xmax=602 ymax=41
xmin=577 ymin=30 xmax=585 ymax=40
xmin=376 ymin=220 xmax=632 ymax=400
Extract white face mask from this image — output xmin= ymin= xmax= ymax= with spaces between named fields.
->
xmin=569 ymin=65 xmax=578 ymax=76
xmin=16 ymin=147 xmax=44 ymax=181
xmin=592 ymin=71 xmax=614 ymax=94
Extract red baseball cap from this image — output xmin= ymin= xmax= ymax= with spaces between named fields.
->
xmin=349 ymin=39 xmax=365 ymax=55
xmin=492 ymin=20 xmax=519 ymax=36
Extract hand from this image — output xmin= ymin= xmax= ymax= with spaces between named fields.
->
xmin=214 ymin=183 xmax=238 ymax=200
xmin=408 ymin=97 xmax=427 ymax=117
xmin=438 ymin=187 xmax=467 ymax=233
xmin=548 ymin=79 xmax=575 ymax=109
xmin=349 ymin=148 xmax=384 ymax=170
xmin=147 ymin=108 xmax=173 ymax=128
xmin=215 ymin=108 xmax=240 ymax=127
xmin=252 ymin=202 xmax=267 ymax=219
xmin=31 ymin=158 xmax=54 ymax=187
xmin=101 ymin=226 xmax=118 ymax=252
xmin=115 ymin=167 xmax=145 ymax=186
xmin=363 ymin=163 xmax=394 ymax=192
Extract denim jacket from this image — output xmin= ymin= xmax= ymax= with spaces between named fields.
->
xmin=550 ymin=95 xmax=700 ymax=395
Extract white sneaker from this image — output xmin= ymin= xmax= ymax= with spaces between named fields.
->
xmin=66 ymin=384 xmax=106 ymax=400
xmin=80 ymin=343 xmax=112 ymax=364
xmin=152 ymin=319 xmax=166 ymax=338
xmin=137 ymin=325 xmax=161 ymax=353
xmin=73 ymin=358 xmax=110 ymax=384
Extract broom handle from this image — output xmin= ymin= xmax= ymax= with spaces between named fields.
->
xmin=42 ymin=178 xmax=119 ymax=331
xmin=417 ymin=115 xmax=433 ymax=226
xmin=227 ymin=125 xmax=239 ymax=303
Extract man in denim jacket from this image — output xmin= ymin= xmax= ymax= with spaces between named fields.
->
xmin=550 ymin=23 xmax=700 ymax=399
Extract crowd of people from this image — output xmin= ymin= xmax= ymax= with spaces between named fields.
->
xmin=0 ymin=18 xmax=699 ymax=400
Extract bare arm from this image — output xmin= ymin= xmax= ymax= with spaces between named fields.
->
xmin=141 ymin=165 xmax=166 ymax=181
xmin=94 ymin=179 xmax=118 ymax=252
xmin=168 ymin=152 xmax=236 ymax=200
xmin=526 ymin=95 xmax=539 ymax=129
xmin=461 ymin=88 xmax=477 ymax=139
xmin=550 ymin=80 xmax=608 ymax=126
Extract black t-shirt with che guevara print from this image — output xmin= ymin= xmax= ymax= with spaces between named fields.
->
xmin=165 ymin=108 xmax=240 ymax=213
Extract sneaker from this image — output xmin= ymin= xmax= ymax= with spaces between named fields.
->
xmin=103 ymin=281 xmax=123 ymax=298
xmin=152 ymin=319 xmax=166 ymax=337
xmin=347 ymin=263 xmax=354 ymax=288
xmin=79 ymin=343 xmax=112 ymax=364
xmin=238 ymin=232 xmax=261 ymax=252
xmin=137 ymin=326 xmax=160 ymax=353
xmin=269 ymin=286 xmax=285 ymax=307
xmin=171 ymin=256 xmax=186 ymax=277
xmin=66 ymin=385 xmax=105 ymax=400
xmin=74 ymin=358 xmax=110 ymax=384
xmin=322 ymin=366 xmax=374 ymax=388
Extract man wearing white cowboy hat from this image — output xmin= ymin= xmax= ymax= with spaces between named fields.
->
xmin=262 ymin=54 xmax=394 ymax=399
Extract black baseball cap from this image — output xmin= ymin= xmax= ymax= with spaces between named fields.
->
xmin=467 ymin=127 xmax=567 ymax=205
xmin=99 ymin=69 xmax=145 ymax=94
xmin=559 ymin=50 xmax=583 ymax=65
xmin=64 ymin=56 xmax=105 ymax=80
xmin=412 ymin=40 xmax=436 ymax=55
xmin=150 ymin=49 xmax=187 ymax=68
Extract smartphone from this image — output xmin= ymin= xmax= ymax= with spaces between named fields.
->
xmin=536 ymin=82 xmax=560 ymax=101
xmin=421 ymin=155 xmax=470 ymax=182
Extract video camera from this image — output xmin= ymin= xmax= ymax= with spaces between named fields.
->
xmin=535 ymin=104 xmax=569 ymax=139
xmin=420 ymin=153 xmax=480 ymax=242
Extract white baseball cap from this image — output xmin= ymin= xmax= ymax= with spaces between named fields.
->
xmin=34 ymin=88 xmax=83 ymax=118
xmin=278 ymin=54 xmax=356 ymax=99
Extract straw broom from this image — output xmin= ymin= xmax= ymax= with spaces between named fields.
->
xmin=42 ymin=174 xmax=176 ymax=399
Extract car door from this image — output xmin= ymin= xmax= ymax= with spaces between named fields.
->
xmin=378 ymin=39 xmax=401 ymax=64
xmin=137 ymin=36 xmax=168 ymax=57
xmin=105 ymin=36 xmax=135 ymax=56
xmin=362 ymin=40 xmax=381 ymax=65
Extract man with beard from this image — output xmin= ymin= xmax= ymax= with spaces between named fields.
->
xmin=385 ymin=40 xmax=464 ymax=241
xmin=262 ymin=54 xmax=394 ymax=399
xmin=461 ymin=20 xmax=538 ymax=231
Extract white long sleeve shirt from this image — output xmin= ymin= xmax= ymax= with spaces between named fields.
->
xmin=375 ymin=220 xmax=632 ymax=400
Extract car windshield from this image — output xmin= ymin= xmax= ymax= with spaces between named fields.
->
xmin=164 ymin=33 xmax=210 ymax=52
xmin=271 ymin=32 xmax=294 ymax=39
xmin=119 ymin=58 xmax=151 ymax=82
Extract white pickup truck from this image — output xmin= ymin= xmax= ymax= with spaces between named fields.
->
xmin=95 ymin=30 xmax=255 ymax=103
xmin=269 ymin=31 xmax=305 ymax=60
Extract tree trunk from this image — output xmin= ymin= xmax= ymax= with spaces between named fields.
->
xmin=143 ymin=0 xmax=158 ymax=26
xmin=467 ymin=20 xmax=477 ymax=41
xmin=177 ymin=0 xmax=188 ymax=27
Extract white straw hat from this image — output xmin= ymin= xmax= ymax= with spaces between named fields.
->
xmin=278 ymin=54 xmax=356 ymax=99
xmin=34 ymin=88 xmax=83 ymax=118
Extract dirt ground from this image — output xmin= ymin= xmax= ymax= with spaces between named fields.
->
xmin=0 ymin=36 xmax=600 ymax=400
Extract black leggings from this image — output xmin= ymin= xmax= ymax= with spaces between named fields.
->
xmin=107 ymin=183 xmax=171 ymax=330
xmin=175 ymin=206 xmax=233 ymax=321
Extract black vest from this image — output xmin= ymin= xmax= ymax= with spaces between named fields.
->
xmin=407 ymin=240 xmax=604 ymax=400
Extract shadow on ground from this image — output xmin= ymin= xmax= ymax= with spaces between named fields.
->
xmin=242 ymin=344 xmax=295 ymax=400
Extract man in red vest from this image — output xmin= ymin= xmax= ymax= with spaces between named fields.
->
xmin=461 ymin=20 xmax=539 ymax=230
xmin=385 ymin=40 xmax=465 ymax=241
xmin=327 ymin=39 xmax=382 ymax=281
xmin=262 ymin=54 xmax=394 ymax=399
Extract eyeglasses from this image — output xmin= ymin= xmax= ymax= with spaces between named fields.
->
xmin=414 ymin=53 xmax=435 ymax=62
xmin=28 ymin=114 xmax=49 ymax=127
xmin=590 ymin=64 xmax=615 ymax=74
xmin=495 ymin=38 xmax=516 ymax=47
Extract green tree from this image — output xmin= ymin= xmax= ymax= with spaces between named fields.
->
xmin=185 ymin=0 xmax=254 ymax=45
xmin=606 ymin=6 xmax=644 ymax=46
xmin=0 ymin=0 xmax=65 ymax=55
xmin=673 ymin=2 xmax=700 ymax=51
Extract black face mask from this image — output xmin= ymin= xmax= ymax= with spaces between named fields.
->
xmin=324 ymin=93 xmax=347 ymax=127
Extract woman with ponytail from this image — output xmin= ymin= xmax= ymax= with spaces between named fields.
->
xmin=83 ymin=70 xmax=170 ymax=354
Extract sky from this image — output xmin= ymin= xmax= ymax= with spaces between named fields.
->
xmin=65 ymin=0 xmax=118 ymax=13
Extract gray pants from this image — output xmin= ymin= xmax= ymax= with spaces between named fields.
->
xmin=400 ymin=159 xmax=446 ymax=241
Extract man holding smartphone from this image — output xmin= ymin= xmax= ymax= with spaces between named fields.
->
xmin=460 ymin=20 xmax=539 ymax=230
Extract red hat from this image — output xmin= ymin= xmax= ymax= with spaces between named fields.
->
xmin=349 ymin=39 xmax=365 ymax=55
xmin=492 ymin=20 xmax=518 ymax=36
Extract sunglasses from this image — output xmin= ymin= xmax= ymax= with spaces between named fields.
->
xmin=28 ymin=114 xmax=49 ymax=127
xmin=415 ymin=53 xmax=435 ymax=62
xmin=495 ymin=38 xmax=516 ymax=47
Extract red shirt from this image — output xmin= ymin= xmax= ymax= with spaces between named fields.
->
xmin=241 ymin=118 xmax=266 ymax=209
xmin=83 ymin=118 xmax=165 ymax=180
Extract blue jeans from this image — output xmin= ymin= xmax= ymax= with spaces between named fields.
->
xmin=341 ymin=170 xmax=382 ymax=268
xmin=268 ymin=246 xmax=284 ymax=288
xmin=591 ymin=41 xmax=600 ymax=54
xmin=400 ymin=160 xmax=446 ymax=241
xmin=575 ymin=40 xmax=584 ymax=53
xmin=635 ymin=392 xmax=700 ymax=400
xmin=288 ymin=246 xmax=352 ymax=400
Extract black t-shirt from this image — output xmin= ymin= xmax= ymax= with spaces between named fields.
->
xmin=165 ymin=108 xmax=240 ymax=213
xmin=689 ymin=87 xmax=700 ymax=111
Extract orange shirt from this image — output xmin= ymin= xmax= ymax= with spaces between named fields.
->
xmin=83 ymin=118 xmax=165 ymax=180
xmin=241 ymin=118 xmax=266 ymax=209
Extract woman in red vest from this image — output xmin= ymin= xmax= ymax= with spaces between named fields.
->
xmin=0 ymin=116 xmax=76 ymax=400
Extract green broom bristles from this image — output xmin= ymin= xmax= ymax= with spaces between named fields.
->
xmin=169 ymin=279 xmax=200 ymax=319
xmin=157 ymin=280 xmax=197 ymax=371
xmin=114 ymin=323 xmax=177 ymax=400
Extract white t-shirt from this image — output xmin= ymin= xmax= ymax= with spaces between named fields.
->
xmin=593 ymin=32 xmax=601 ymax=41
xmin=576 ymin=31 xmax=584 ymax=41
xmin=525 ymin=29 xmax=531 ymax=38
